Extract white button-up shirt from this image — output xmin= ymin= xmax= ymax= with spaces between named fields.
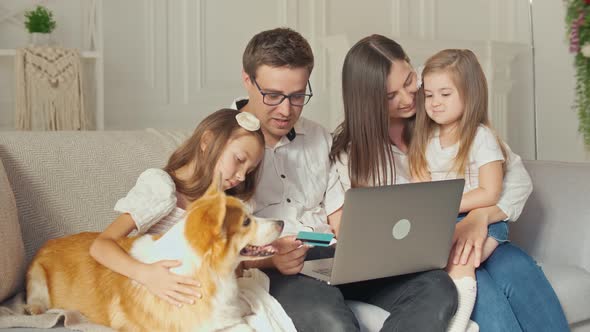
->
xmin=232 ymin=99 xmax=345 ymax=236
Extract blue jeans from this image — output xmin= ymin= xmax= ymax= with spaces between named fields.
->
xmin=457 ymin=213 xmax=509 ymax=243
xmin=472 ymin=243 xmax=569 ymax=332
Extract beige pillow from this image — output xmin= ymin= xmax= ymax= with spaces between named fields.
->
xmin=0 ymin=159 xmax=25 ymax=302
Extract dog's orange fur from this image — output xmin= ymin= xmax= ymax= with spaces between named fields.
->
xmin=25 ymin=179 xmax=283 ymax=331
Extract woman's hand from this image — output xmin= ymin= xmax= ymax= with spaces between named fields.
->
xmin=451 ymin=210 xmax=489 ymax=268
xmin=271 ymin=236 xmax=310 ymax=275
xmin=136 ymin=260 xmax=202 ymax=307
xmin=328 ymin=209 xmax=343 ymax=238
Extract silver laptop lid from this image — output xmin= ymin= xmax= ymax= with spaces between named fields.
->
xmin=330 ymin=179 xmax=464 ymax=285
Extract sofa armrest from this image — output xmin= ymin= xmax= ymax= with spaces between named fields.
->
xmin=510 ymin=161 xmax=590 ymax=273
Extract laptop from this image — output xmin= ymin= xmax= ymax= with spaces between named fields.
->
xmin=300 ymin=179 xmax=465 ymax=285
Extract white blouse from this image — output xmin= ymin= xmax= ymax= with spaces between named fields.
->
xmin=114 ymin=168 xmax=185 ymax=234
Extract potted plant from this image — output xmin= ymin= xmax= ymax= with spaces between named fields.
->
xmin=24 ymin=5 xmax=57 ymax=46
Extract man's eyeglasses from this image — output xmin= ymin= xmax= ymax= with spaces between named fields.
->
xmin=252 ymin=77 xmax=313 ymax=107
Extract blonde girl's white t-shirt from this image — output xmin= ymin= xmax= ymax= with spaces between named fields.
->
xmin=426 ymin=125 xmax=505 ymax=193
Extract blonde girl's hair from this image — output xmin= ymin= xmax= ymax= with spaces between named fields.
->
xmin=409 ymin=49 xmax=508 ymax=180
xmin=163 ymin=109 xmax=265 ymax=202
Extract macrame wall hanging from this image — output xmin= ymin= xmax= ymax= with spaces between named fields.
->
xmin=15 ymin=47 xmax=88 ymax=130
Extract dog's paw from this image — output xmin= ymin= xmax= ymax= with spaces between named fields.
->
xmin=24 ymin=303 xmax=47 ymax=315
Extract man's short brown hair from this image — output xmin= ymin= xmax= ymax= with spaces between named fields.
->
xmin=242 ymin=27 xmax=314 ymax=78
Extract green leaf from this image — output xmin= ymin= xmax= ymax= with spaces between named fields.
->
xmin=566 ymin=1 xmax=590 ymax=148
xmin=24 ymin=5 xmax=56 ymax=34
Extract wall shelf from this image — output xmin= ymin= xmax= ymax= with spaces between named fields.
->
xmin=0 ymin=0 xmax=104 ymax=129
xmin=0 ymin=49 xmax=100 ymax=58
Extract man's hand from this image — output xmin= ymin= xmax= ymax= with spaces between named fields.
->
xmin=452 ymin=211 xmax=489 ymax=268
xmin=271 ymin=236 xmax=310 ymax=275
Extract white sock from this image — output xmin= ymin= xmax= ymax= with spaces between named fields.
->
xmin=447 ymin=277 xmax=477 ymax=332
xmin=466 ymin=320 xmax=479 ymax=332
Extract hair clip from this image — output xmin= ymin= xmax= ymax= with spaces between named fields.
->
xmin=236 ymin=112 xmax=261 ymax=131
xmin=415 ymin=66 xmax=424 ymax=89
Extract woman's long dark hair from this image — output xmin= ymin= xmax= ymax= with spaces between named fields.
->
xmin=330 ymin=34 xmax=413 ymax=187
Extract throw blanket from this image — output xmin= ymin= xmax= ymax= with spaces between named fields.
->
xmin=0 ymin=269 xmax=295 ymax=332
xmin=15 ymin=47 xmax=87 ymax=131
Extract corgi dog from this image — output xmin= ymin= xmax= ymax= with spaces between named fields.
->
xmin=25 ymin=177 xmax=284 ymax=331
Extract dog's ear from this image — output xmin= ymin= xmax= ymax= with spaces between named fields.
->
xmin=199 ymin=172 xmax=226 ymax=229
xmin=185 ymin=172 xmax=231 ymax=254
xmin=185 ymin=188 xmax=228 ymax=251
xmin=204 ymin=172 xmax=223 ymax=197
xmin=205 ymin=191 xmax=227 ymax=230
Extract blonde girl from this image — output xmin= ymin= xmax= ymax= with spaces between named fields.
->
xmin=410 ymin=49 xmax=510 ymax=332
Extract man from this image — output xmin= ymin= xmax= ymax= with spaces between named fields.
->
xmin=233 ymin=27 xmax=457 ymax=332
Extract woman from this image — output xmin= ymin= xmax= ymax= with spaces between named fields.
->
xmin=330 ymin=34 xmax=569 ymax=332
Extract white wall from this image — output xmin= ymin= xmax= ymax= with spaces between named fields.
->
xmin=532 ymin=0 xmax=590 ymax=162
xmin=100 ymin=0 xmax=330 ymax=130
xmin=1 ymin=0 xmax=552 ymax=161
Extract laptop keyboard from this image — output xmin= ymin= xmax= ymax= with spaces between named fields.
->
xmin=313 ymin=267 xmax=332 ymax=277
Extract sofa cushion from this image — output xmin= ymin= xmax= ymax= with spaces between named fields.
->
xmin=0 ymin=130 xmax=189 ymax=271
xmin=513 ymin=161 xmax=590 ymax=273
xmin=345 ymin=300 xmax=389 ymax=332
xmin=0 ymin=159 xmax=25 ymax=302
xmin=542 ymin=263 xmax=590 ymax=325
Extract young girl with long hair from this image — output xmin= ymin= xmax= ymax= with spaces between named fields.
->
xmin=89 ymin=109 xmax=264 ymax=307
xmin=409 ymin=49 xmax=510 ymax=332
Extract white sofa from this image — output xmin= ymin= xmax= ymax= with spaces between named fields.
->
xmin=510 ymin=161 xmax=590 ymax=331
xmin=1 ymin=130 xmax=589 ymax=331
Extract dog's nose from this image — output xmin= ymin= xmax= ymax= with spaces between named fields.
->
xmin=276 ymin=220 xmax=284 ymax=232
